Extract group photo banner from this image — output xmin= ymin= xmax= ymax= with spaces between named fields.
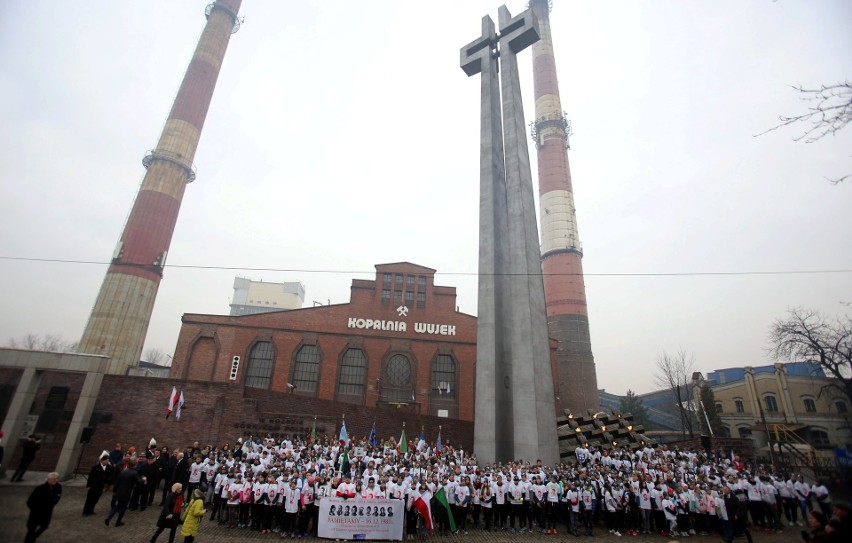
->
xmin=318 ymin=497 xmax=404 ymax=541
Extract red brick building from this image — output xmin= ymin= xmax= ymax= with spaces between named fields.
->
xmin=170 ymin=263 xmax=478 ymax=420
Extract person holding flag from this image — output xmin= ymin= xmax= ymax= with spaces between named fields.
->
xmin=436 ymin=426 xmax=443 ymax=456
xmin=417 ymin=427 xmax=426 ymax=453
xmin=368 ymin=421 xmax=378 ymax=450
xmin=411 ymin=484 xmax=433 ymax=539
xmin=397 ymin=423 xmax=408 ymax=456
xmin=339 ymin=417 xmax=349 ymax=448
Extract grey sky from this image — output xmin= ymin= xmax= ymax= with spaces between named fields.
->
xmin=1 ymin=0 xmax=850 ymax=395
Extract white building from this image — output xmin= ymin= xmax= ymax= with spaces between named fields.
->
xmin=229 ymin=277 xmax=305 ymax=316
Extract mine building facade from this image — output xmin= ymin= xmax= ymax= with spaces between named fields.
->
xmin=170 ymin=263 xmax=481 ymax=420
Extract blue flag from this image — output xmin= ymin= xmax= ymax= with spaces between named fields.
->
xmin=368 ymin=422 xmax=378 ymax=448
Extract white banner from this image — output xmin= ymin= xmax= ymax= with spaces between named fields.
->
xmin=318 ymin=498 xmax=404 ymax=540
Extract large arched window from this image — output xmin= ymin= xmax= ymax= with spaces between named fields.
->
xmin=292 ymin=345 xmax=321 ymax=393
xmin=381 ymin=354 xmax=413 ymax=403
xmin=809 ymin=428 xmax=831 ymax=447
xmin=734 ymin=398 xmax=745 ymax=413
xmin=430 ymin=354 xmax=456 ymax=398
xmin=245 ymin=341 xmax=274 ymax=389
xmin=337 ymin=349 xmax=367 ymax=399
xmin=836 ymin=401 xmax=848 ymax=414
xmin=802 ymin=397 xmax=817 ymax=413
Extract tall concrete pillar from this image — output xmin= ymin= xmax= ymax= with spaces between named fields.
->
xmin=462 ymin=5 xmax=559 ymax=466
xmin=528 ymin=0 xmax=599 ymax=413
xmin=79 ymin=1 xmax=242 ymax=375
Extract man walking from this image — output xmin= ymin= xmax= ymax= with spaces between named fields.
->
xmin=83 ymin=451 xmax=113 ymax=515
xmin=106 ymin=457 xmax=146 ymax=527
xmin=25 ymin=472 xmax=62 ymax=543
xmin=11 ymin=434 xmax=41 ymax=482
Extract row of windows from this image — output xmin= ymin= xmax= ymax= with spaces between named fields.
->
xmin=241 ymin=343 xmax=457 ymax=404
xmin=383 ymin=273 xmax=427 ymax=289
xmin=734 ymin=426 xmax=833 ymax=447
xmin=717 ymin=396 xmax=848 ymax=415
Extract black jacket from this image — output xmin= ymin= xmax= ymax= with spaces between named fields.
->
xmin=113 ymin=467 xmax=144 ymax=502
xmin=87 ymin=462 xmax=114 ymax=492
xmin=27 ymin=482 xmax=62 ymax=520
xmin=157 ymin=491 xmax=183 ymax=529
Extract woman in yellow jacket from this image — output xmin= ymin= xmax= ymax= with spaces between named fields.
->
xmin=181 ymin=489 xmax=207 ymax=543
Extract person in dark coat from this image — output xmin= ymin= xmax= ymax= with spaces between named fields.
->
xmin=11 ymin=434 xmax=41 ymax=482
xmin=25 ymin=471 xmax=62 ymax=543
xmin=105 ymin=457 xmax=146 ymax=527
xmin=83 ymin=451 xmax=113 ymax=515
xmin=150 ymin=483 xmax=184 ymax=543
xmin=160 ymin=447 xmax=177 ymax=505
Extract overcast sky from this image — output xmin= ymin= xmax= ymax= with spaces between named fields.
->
xmin=1 ymin=0 xmax=849 ymax=396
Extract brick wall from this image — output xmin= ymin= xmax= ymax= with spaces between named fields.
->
xmin=0 ymin=370 xmax=473 ymax=472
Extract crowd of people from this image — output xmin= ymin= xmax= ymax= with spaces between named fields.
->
xmin=75 ymin=432 xmax=850 ymax=543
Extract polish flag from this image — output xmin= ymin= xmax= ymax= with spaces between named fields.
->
xmin=175 ymin=391 xmax=185 ymax=420
xmin=413 ymin=489 xmax=433 ymax=533
xmin=166 ymin=386 xmax=179 ymax=418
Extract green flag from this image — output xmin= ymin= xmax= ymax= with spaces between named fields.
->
xmin=434 ymin=486 xmax=456 ymax=532
xmin=339 ymin=446 xmax=350 ymax=475
xmin=398 ymin=427 xmax=408 ymax=454
xmin=310 ymin=419 xmax=316 ymax=444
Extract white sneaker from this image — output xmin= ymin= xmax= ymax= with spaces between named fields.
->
xmin=614 ymin=531 xmax=622 ymax=537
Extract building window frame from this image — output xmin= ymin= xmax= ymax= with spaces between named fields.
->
xmin=245 ymin=341 xmax=275 ymax=389
xmin=430 ymin=354 xmax=456 ymax=399
xmin=292 ymin=344 xmax=321 ymax=395
xmin=336 ymin=348 xmax=367 ymax=401
xmin=380 ymin=353 xmax=414 ymax=404
xmin=734 ymin=398 xmax=745 ymax=414
xmin=764 ymin=394 xmax=779 ymax=413
xmin=835 ymin=401 xmax=848 ymax=414
xmin=802 ymin=396 xmax=817 ymax=413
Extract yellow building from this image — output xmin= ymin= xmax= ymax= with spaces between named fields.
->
xmin=699 ymin=363 xmax=851 ymax=450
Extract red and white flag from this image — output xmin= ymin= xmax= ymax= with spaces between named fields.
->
xmin=175 ymin=390 xmax=185 ymax=420
xmin=166 ymin=386 xmax=179 ymax=418
xmin=413 ymin=489 xmax=433 ymax=533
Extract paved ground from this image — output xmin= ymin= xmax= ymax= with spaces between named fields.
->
xmin=1 ymin=473 xmax=805 ymax=543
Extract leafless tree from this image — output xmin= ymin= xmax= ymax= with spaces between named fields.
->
xmin=757 ymin=81 xmax=851 ymax=184
xmin=144 ymin=347 xmax=169 ymax=366
xmin=7 ymin=333 xmax=78 ymax=352
xmin=654 ymin=349 xmax=698 ymax=437
xmin=768 ymin=307 xmax=852 ymax=408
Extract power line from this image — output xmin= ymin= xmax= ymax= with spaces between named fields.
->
xmin=1 ymin=255 xmax=850 ymax=277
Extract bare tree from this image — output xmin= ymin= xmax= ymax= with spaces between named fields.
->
xmin=654 ymin=349 xmax=698 ymax=438
xmin=7 ymin=334 xmax=78 ymax=352
xmin=143 ymin=347 xmax=168 ymax=366
xmin=757 ymin=81 xmax=851 ymax=184
xmin=768 ymin=307 xmax=852 ymax=408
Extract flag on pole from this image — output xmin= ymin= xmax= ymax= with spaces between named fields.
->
xmin=368 ymin=422 xmax=378 ymax=449
xmin=339 ymin=446 xmax=350 ymax=476
xmin=434 ymin=487 xmax=456 ymax=532
xmin=175 ymin=390 xmax=185 ymax=420
xmin=436 ymin=428 xmax=443 ymax=453
xmin=413 ymin=489 xmax=434 ymax=533
xmin=309 ymin=417 xmax=317 ymax=445
xmin=417 ymin=427 xmax=426 ymax=452
xmin=166 ymin=386 xmax=179 ymax=418
xmin=397 ymin=425 xmax=408 ymax=454
xmin=339 ymin=420 xmax=349 ymax=448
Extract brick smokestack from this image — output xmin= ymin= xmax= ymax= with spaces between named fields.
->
xmin=79 ymin=1 xmax=242 ymax=375
xmin=529 ymin=0 xmax=599 ymax=412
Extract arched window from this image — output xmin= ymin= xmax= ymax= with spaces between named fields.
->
xmin=809 ymin=428 xmax=831 ymax=447
xmin=803 ymin=397 xmax=817 ymax=413
xmin=738 ymin=427 xmax=752 ymax=439
xmin=292 ymin=345 xmax=321 ymax=394
xmin=337 ymin=349 xmax=366 ymax=399
xmin=836 ymin=401 xmax=849 ymax=414
xmin=764 ymin=395 xmax=779 ymax=413
xmin=734 ymin=399 xmax=745 ymax=413
xmin=715 ymin=402 xmax=724 ymax=414
xmin=430 ymin=354 xmax=456 ymax=398
xmin=245 ymin=341 xmax=274 ymax=389
xmin=381 ymin=354 xmax=413 ymax=403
